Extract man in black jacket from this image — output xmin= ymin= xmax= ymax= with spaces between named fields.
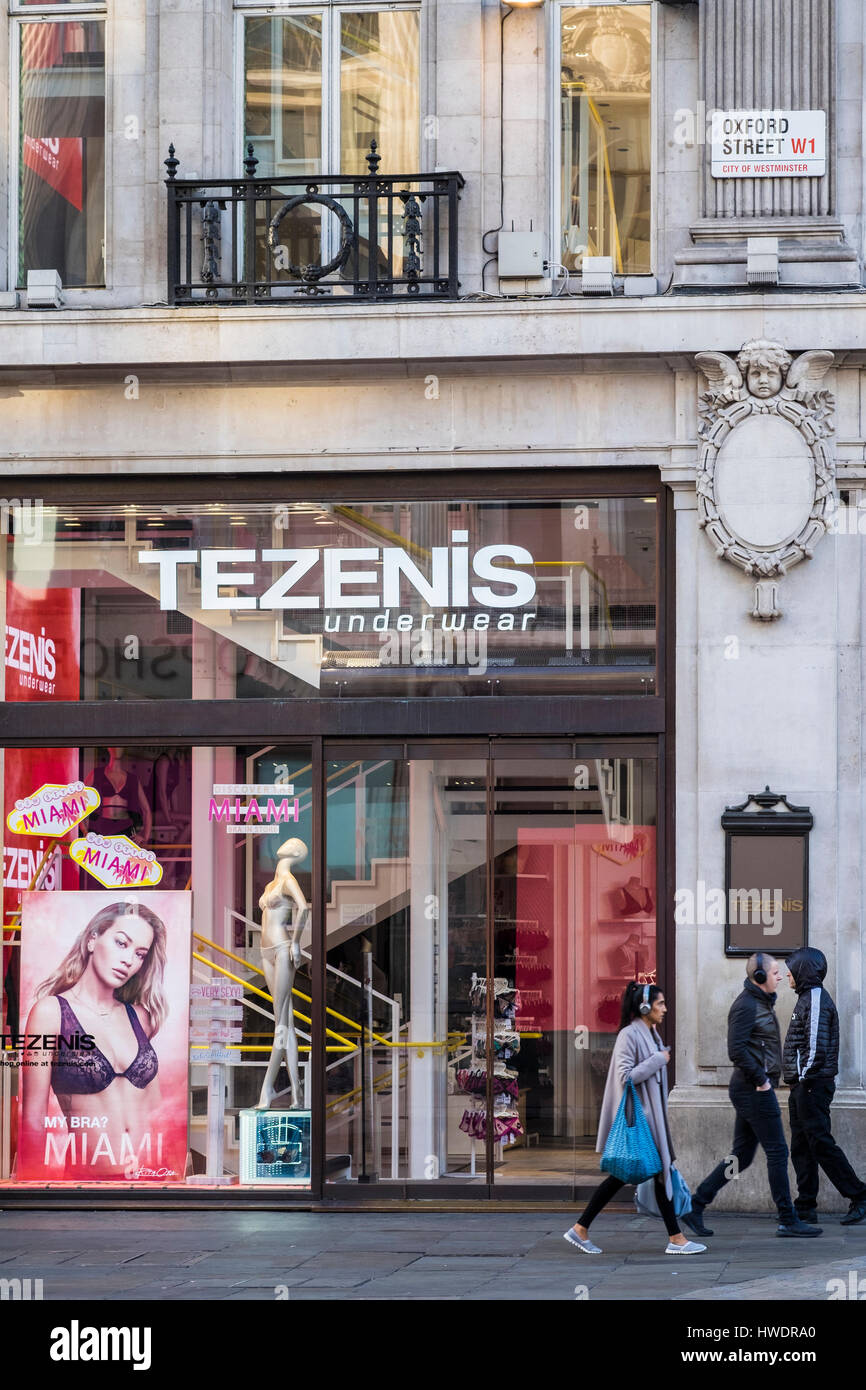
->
xmin=784 ymin=946 xmax=866 ymax=1226
xmin=683 ymin=953 xmax=821 ymax=1239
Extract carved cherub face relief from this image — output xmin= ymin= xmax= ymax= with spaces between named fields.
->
xmin=746 ymin=360 xmax=784 ymax=398
xmin=735 ymin=339 xmax=792 ymax=400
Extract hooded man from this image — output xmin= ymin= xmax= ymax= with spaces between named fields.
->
xmin=783 ymin=947 xmax=866 ymax=1226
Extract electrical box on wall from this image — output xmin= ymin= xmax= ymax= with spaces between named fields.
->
xmin=497 ymin=232 xmax=544 ymax=278
xmin=497 ymin=231 xmax=550 ymax=296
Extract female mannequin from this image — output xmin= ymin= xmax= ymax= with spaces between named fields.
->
xmin=89 ymin=747 xmax=152 ymax=847
xmin=255 ymin=837 xmax=310 ymax=1111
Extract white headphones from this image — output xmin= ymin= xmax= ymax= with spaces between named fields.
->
xmin=638 ymin=983 xmax=652 ymax=1016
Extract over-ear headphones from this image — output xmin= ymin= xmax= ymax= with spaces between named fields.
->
xmin=638 ymin=983 xmax=652 ymax=1016
xmin=752 ymin=952 xmax=768 ymax=985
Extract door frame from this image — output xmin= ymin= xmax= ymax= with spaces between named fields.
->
xmin=321 ymin=734 xmax=667 ymax=1202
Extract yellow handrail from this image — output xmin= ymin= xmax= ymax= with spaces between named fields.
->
xmin=190 ymin=951 xmax=353 ymax=1050
xmin=194 ymin=931 xmax=392 ymax=1046
xmin=191 ymin=1043 xmax=355 ymax=1054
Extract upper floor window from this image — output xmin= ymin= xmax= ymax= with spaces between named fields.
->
xmin=13 ymin=2 xmax=106 ymax=288
xmin=240 ymin=4 xmax=420 ymax=178
xmin=558 ymin=2 xmax=651 ymax=275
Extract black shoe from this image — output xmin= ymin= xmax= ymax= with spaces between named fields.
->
xmin=840 ymin=1197 xmax=866 ymax=1226
xmin=795 ymin=1208 xmax=818 ymax=1224
xmin=683 ymin=1207 xmax=714 ymax=1238
xmin=777 ymin=1217 xmax=823 ymax=1237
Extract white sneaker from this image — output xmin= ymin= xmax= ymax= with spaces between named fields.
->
xmin=563 ymin=1228 xmax=603 ymax=1254
xmin=665 ymin=1239 xmax=707 ymax=1255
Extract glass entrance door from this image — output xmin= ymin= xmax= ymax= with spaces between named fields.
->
xmin=322 ymin=739 xmax=658 ymax=1194
xmin=324 ymin=747 xmax=488 ymax=1187
xmin=491 ymin=745 xmax=658 ymax=1189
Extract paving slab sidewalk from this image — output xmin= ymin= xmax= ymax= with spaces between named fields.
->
xmin=2 ymin=1209 xmax=865 ymax=1300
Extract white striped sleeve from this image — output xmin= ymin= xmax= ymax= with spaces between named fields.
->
xmin=800 ymin=987 xmax=822 ymax=1079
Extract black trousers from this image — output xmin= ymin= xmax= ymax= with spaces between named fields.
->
xmin=789 ymin=1079 xmax=866 ymax=1210
xmin=578 ymin=1173 xmax=680 ymax=1238
xmin=693 ymin=1075 xmax=795 ymax=1223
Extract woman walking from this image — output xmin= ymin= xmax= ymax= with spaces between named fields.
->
xmin=564 ymin=981 xmax=705 ymax=1255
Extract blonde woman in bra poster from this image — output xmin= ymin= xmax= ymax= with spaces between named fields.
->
xmin=18 ymin=891 xmax=191 ymax=1183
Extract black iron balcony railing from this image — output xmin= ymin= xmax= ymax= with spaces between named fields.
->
xmin=164 ymin=141 xmax=464 ymax=307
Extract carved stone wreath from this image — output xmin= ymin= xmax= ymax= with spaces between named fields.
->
xmin=695 ymin=340 xmax=835 ymax=621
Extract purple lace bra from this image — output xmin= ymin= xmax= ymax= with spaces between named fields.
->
xmin=52 ymin=994 xmax=158 ymax=1096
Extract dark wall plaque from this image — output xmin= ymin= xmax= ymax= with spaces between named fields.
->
xmin=722 ymin=788 xmax=811 ymax=958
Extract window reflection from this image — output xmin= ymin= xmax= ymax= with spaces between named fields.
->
xmin=1 ymin=743 xmax=315 ymax=1189
xmin=18 ymin=19 xmax=105 ymax=287
xmin=561 ymin=4 xmax=651 ymax=274
xmin=5 ymin=497 xmax=658 ymax=700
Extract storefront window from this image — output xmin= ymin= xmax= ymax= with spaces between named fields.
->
xmin=16 ymin=15 xmax=106 ymax=287
xmin=1 ymin=739 xmax=657 ymax=1192
xmin=3 ymin=496 xmax=658 ymax=700
xmin=560 ymin=2 xmax=651 ymax=274
xmin=0 ymin=483 xmax=665 ymax=1197
xmin=1 ymin=742 xmax=316 ymax=1190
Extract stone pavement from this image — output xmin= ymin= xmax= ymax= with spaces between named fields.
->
xmin=1 ymin=1208 xmax=865 ymax=1300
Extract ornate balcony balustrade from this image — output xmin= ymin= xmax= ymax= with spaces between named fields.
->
xmin=164 ymin=142 xmax=464 ymax=307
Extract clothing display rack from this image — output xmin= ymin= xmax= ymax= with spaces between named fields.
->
xmin=458 ymin=972 xmax=524 ymax=1175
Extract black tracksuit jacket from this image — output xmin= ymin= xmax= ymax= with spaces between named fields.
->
xmin=782 ymin=947 xmax=839 ymax=1084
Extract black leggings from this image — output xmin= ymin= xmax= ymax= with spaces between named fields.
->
xmin=578 ymin=1174 xmax=680 ymax=1238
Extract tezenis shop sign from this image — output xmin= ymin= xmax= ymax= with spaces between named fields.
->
xmin=138 ymin=538 xmax=537 ymax=613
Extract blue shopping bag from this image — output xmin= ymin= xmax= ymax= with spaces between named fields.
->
xmin=600 ymin=1078 xmax=662 ymax=1185
xmin=635 ymin=1166 xmax=693 ymax=1218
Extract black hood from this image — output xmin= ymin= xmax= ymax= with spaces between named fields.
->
xmin=786 ymin=947 xmax=827 ymax=993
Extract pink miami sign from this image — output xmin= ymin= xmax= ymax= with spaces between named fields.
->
xmin=208 ymin=783 xmax=299 ymax=836
xmin=69 ymin=832 xmax=164 ymax=888
xmin=6 ymin=781 xmax=100 ymax=837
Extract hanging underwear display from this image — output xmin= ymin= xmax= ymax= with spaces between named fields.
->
xmin=456 ymin=1068 xmax=519 ymax=1098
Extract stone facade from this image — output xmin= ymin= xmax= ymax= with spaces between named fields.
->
xmin=2 ymin=0 xmax=866 ymax=1207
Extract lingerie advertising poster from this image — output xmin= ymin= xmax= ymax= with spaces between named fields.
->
xmin=3 ymin=581 xmax=81 ymax=1035
xmin=16 ymin=891 xmax=191 ymax=1183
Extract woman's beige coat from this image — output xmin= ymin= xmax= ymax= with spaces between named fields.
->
xmin=595 ymin=1019 xmax=676 ymax=1198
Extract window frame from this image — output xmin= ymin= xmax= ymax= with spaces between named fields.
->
xmin=550 ymin=0 xmax=657 ymax=280
xmin=0 ymin=467 xmax=669 ymax=744
xmin=234 ymin=1 xmax=423 ymax=181
xmin=8 ymin=0 xmax=109 ymax=291
xmin=9 ymin=2 xmax=103 ymax=11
